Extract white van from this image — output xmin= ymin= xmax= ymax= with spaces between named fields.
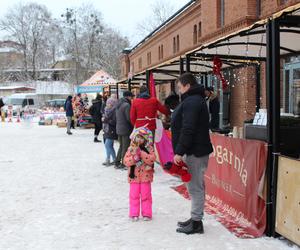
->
xmin=3 ymin=93 xmax=38 ymax=116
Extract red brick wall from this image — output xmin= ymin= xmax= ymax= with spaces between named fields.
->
xmin=230 ymin=66 xmax=257 ymax=126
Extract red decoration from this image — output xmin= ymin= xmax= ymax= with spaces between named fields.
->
xmin=213 ymin=56 xmax=228 ymax=90
xmin=163 ymin=161 xmax=192 ymax=183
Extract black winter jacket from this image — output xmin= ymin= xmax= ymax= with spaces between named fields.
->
xmin=171 ymin=85 xmax=213 ymax=157
xmin=116 ymin=97 xmax=133 ymax=136
xmin=89 ymin=99 xmax=103 ymax=127
xmin=207 ymin=95 xmax=220 ymax=129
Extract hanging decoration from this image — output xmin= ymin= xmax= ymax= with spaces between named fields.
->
xmin=213 ymin=55 xmax=228 ymax=90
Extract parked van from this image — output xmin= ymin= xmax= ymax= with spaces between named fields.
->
xmin=3 ymin=93 xmax=38 ymax=116
xmin=45 ymin=99 xmax=66 ymax=108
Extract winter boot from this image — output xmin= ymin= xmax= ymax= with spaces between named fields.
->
xmin=177 ymin=218 xmax=192 ymax=228
xmin=102 ymin=160 xmax=110 ymax=166
xmin=176 ymin=220 xmax=204 ymax=234
xmin=94 ymin=137 xmax=101 ymax=143
xmin=115 ymin=163 xmax=126 ymax=170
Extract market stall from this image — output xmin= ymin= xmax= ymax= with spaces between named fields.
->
xmin=75 ymin=70 xmax=117 ymax=128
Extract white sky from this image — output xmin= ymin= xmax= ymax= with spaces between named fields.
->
xmin=0 ymin=0 xmax=190 ymax=46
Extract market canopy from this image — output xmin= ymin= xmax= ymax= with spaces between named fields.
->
xmin=188 ymin=4 xmax=300 ymax=61
xmin=76 ymin=70 xmax=116 ymax=93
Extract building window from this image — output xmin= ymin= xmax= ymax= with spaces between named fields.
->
xmin=256 ymin=0 xmax=261 ymax=17
xmin=158 ymin=45 xmax=164 ymax=60
xmin=138 ymin=57 xmax=142 ymax=70
xmin=193 ymin=25 xmax=198 ymax=45
xmin=173 ymin=37 xmax=176 ymax=54
xmin=217 ymin=0 xmax=225 ymax=28
xmin=147 ymin=52 xmax=151 ymax=65
xmin=278 ymin=0 xmax=288 ymax=5
xmin=198 ymin=22 xmax=202 ymax=40
xmin=176 ymin=35 xmax=180 ymax=52
xmin=131 ymin=62 xmax=134 ymax=73
xmin=158 ymin=46 xmax=161 ymax=60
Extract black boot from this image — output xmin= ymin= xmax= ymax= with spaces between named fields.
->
xmin=94 ymin=137 xmax=101 ymax=143
xmin=177 ymin=218 xmax=192 ymax=228
xmin=176 ymin=220 xmax=204 ymax=234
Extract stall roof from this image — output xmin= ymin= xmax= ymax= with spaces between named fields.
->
xmin=81 ymin=70 xmax=116 ymax=86
xmin=187 ymin=3 xmax=300 ymax=60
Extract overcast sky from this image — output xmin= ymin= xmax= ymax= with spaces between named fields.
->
xmin=0 ymin=0 xmax=190 ymax=46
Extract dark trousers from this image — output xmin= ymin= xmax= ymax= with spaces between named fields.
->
xmin=116 ymin=135 xmax=131 ymax=164
xmin=94 ymin=123 xmax=102 ymax=136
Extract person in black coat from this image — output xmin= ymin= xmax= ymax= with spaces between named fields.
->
xmin=89 ymin=94 xmax=103 ymax=142
xmin=64 ymin=95 xmax=74 ymax=135
xmin=0 ymin=98 xmax=4 ymax=119
xmin=205 ymin=86 xmax=220 ymax=130
xmin=171 ymin=72 xmax=213 ymax=235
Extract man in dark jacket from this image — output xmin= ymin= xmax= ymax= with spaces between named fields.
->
xmin=171 ymin=72 xmax=213 ymax=235
xmin=0 ymin=98 xmax=4 ymax=119
xmin=115 ymin=91 xmax=134 ymax=169
xmin=64 ymin=95 xmax=74 ymax=135
xmin=205 ymin=86 xmax=220 ymax=130
xmin=89 ymin=94 xmax=103 ymax=142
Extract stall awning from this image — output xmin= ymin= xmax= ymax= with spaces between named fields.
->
xmin=187 ymin=3 xmax=300 ymax=60
xmin=77 ymin=70 xmax=116 ymax=93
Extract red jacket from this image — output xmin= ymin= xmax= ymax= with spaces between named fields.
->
xmin=130 ymin=96 xmax=170 ymax=131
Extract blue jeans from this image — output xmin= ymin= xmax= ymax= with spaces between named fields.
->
xmin=104 ymin=139 xmax=116 ymax=162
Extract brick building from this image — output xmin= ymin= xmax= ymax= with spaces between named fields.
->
xmin=119 ymin=0 xmax=300 ymax=127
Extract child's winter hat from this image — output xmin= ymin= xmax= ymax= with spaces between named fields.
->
xmin=130 ymin=127 xmax=153 ymax=147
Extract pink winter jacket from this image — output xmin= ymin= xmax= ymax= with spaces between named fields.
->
xmin=123 ymin=146 xmax=156 ymax=183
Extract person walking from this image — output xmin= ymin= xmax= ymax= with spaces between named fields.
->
xmin=123 ymin=127 xmax=156 ymax=221
xmin=89 ymin=94 xmax=103 ymax=142
xmin=130 ymin=86 xmax=170 ymax=136
xmin=64 ymin=95 xmax=74 ymax=135
xmin=0 ymin=97 xmax=4 ymax=119
xmin=115 ymin=91 xmax=134 ymax=169
xmin=204 ymin=86 xmax=220 ymax=130
xmin=102 ymin=96 xmax=118 ymax=166
xmin=171 ymin=72 xmax=213 ymax=234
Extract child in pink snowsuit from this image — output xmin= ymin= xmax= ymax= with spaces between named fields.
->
xmin=123 ymin=127 xmax=156 ymax=221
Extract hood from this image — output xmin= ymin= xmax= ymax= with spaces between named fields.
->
xmin=116 ymin=97 xmax=130 ymax=109
xmin=181 ymin=84 xmax=205 ymax=101
xmin=92 ymin=99 xmax=102 ymax=104
xmin=138 ymin=92 xmax=150 ymax=99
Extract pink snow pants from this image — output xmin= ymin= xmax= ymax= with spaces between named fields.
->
xmin=129 ymin=182 xmax=152 ymax=218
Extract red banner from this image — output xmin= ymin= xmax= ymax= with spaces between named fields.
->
xmin=149 ymin=71 xmax=156 ymax=98
xmin=171 ymin=134 xmax=267 ymax=238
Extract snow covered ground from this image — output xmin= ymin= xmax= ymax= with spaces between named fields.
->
xmin=0 ymin=122 xmax=299 ymax=250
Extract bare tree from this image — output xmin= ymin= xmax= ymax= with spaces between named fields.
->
xmin=136 ymin=0 xmax=175 ymax=39
xmin=97 ymin=27 xmax=129 ymax=78
xmin=0 ymin=3 xmax=52 ymax=80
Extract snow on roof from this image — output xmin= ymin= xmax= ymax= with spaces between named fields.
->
xmin=0 ymin=81 xmax=73 ymax=95
xmin=0 ymin=86 xmax=35 ymax=90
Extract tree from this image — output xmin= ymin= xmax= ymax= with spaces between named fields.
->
xmin=136 ymin=0 xmax=175 ymax=39
xmin=0 ymin=3 xmax=52 ymax=80
xmin=95 ymin=27 xmax=129 ymax=78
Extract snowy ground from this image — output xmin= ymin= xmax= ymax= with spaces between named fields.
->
xmin=0 ymin=121 xmax=299 ymax=250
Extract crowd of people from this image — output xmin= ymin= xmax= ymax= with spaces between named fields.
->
xmin=63 ymin=73 xmax=220 ymax=235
